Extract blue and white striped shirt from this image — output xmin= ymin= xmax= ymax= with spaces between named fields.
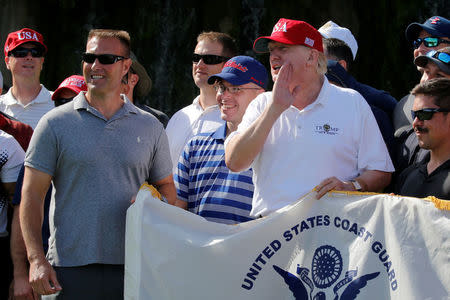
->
xmin=175 ymin=123 xmax=254 ymax=224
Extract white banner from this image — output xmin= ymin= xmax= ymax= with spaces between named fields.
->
xmin=125 ymin=184 xmax=450 ymax=300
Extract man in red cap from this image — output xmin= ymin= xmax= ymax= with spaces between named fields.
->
xmin=51 ymin=75 xmax=87 ymax=106
xmin=0 ymin=28 xmax=54 ymax=129
xmin=225 ymin=18 xmax=394 ymax=217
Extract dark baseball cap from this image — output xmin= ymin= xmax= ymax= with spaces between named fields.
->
xmin=414 ymin=47 xmax=450 ymax=75
xmin=406 ymin=16 xmax=450 ymax=42
xmin=208 ymin=55 xmax=268 ymax=89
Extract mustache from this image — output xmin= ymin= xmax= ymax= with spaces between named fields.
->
xmin=414 ymin=126 xmax=429 ymax=133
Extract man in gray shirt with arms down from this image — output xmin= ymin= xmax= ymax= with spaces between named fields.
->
xmin=20 ymin=29 xmax=176 ymax=299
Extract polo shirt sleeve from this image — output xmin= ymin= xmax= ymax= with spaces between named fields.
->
xmin=356 ymin=98 xmax=395 ymax=173
xmin=24 ymin=116 xmax=58 ymax=176
xmin=1 ymin=135 xmax=24 ymax=183
xmin=147 ymin=127 xmax=173 ymax=183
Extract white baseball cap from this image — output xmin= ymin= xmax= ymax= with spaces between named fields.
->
xmin=318 ymin=20 xmax=358 ymax=60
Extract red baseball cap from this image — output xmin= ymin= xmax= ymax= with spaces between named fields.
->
xmin=253 ymin=18 xmax=323 ymax=53
xmin=52 ymin=75 xmax=87 ymax=100
xmin=4 ymin=28 xmax=47 ymax=57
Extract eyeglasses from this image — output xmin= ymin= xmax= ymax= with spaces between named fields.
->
xmin=54 ymin=97 xmax=74 ymax=107
xmin=213 ymin=84 xmax=261 ymax=94
xmin=413 ymin=37 xmax=450 ymax=49
xmin=427 ymin=50 xmax=450 ymax=64
xmin=192 ymin=54 xmax=230 ymax=65
xmin=9 ymin=47 xmax=44 ymax=58
xmin=82 ymin=53 xmax=128 ymax=64
xmin=411 ymin=108 xmax=449 ymax=121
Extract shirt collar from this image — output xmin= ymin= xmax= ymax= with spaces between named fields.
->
xmin=73 ymin=92 xmax=138 ymax=120
xmin=192 ymin=95 xmax=219 ymax=112
xmin=288 ymin=76 xmax=331 ymax=113
xmin=312 ymin=76 xmax=331 ymax=107
xmin=3 ymin=84 xmax=49 ymax=105
xmin=418 ymin=155 xmax=450 ymax=177
xmin=211 ymin=122 xmax=227 ymax=141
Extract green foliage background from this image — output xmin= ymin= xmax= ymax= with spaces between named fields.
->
xmin=1 ymin=0 xmax=448 ymax=116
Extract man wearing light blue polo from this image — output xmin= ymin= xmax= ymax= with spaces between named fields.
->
xmin=174 ymin=56 xmax=268 ymax=224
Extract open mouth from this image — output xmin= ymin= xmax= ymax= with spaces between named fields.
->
xmin=91 ymin=75 xmax=105 ymax=80
xmin=221 ymin=104 xmax=236 ymax=110
xmin=220 ymin=100 xmax=237 ymax=111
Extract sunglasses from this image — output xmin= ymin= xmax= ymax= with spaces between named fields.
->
xmin=54 ymin=97 xmax=74 ymax=107
xmin=411 ymin=108 xmax=449 ymax=121
xmin=413 ymin=37 xmax=450 ymax=49
xmin=427 ymin=50 xmax=450 ymax=64
xmin=192 ymin=54 xmax=230 ymax=65
xmin=82 ymin=53 xmax=128 ymax=64
xmin=9 ymin=47 xmax=44 ymax=58
xmin=213 ymin=84 xmax=261 ymax=94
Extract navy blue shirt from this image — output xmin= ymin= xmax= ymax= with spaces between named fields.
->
xmin=326 ymin=60 xmax=397 ymax=159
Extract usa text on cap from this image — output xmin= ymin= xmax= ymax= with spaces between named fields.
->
xmin=4 ymin=28 xmax=47 ymax=57
xmin=253 ymin=18 xmax=323 ymax=53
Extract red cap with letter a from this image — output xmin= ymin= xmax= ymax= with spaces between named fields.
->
xmin=4 ymin=28 xmax=47 ymax=57
xmin=253 ymin=18 xmax=323 ymax=53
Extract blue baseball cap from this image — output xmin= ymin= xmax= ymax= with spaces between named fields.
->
xmin=406 ymin=16 xmax=450 ymax=42
xmin=414 ymin=48 xmax=450 ymax=75
xmin=207 ymin=55 xmax=268 ymax=90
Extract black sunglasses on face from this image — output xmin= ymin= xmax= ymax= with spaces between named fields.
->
xmin=411 ymin=108 xmax=449 ymax=121
xmin=82 ymin=53 xmax=128 ymax=64
xmin=192 ymin=53 xmax=230 ymax=65
xmin=413 ymin=37 xmax=450 ymax=49
xmin=9 ymin=47 xmax=44 ymax=58
xmin=54 ymin=97 xmax=74 ymax=107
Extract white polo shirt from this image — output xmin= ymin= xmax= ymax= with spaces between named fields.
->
xmin=0 ymin=85 xmax=54 ymax=129
xmin=166 ymin=95 xmax=224 ymax=173
xmin=230 ymin=77 xmax=394 ymax=217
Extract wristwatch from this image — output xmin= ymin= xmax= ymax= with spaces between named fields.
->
xmin=350 ymin=180 xmax=362 ymax=191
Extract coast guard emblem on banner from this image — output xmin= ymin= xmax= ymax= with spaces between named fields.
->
xmin=273 ymin=245 xmax=380 ymax=300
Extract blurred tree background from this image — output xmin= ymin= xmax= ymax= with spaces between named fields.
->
xmin=1 ymin=0 xmax=448 ymax=117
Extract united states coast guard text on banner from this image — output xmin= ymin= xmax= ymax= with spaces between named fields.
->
xmin=125 ymin=185 xmax=450 ymax=300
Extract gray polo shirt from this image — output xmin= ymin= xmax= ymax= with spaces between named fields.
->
xmin=25 ymin=93 xmax=172 ymax=266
